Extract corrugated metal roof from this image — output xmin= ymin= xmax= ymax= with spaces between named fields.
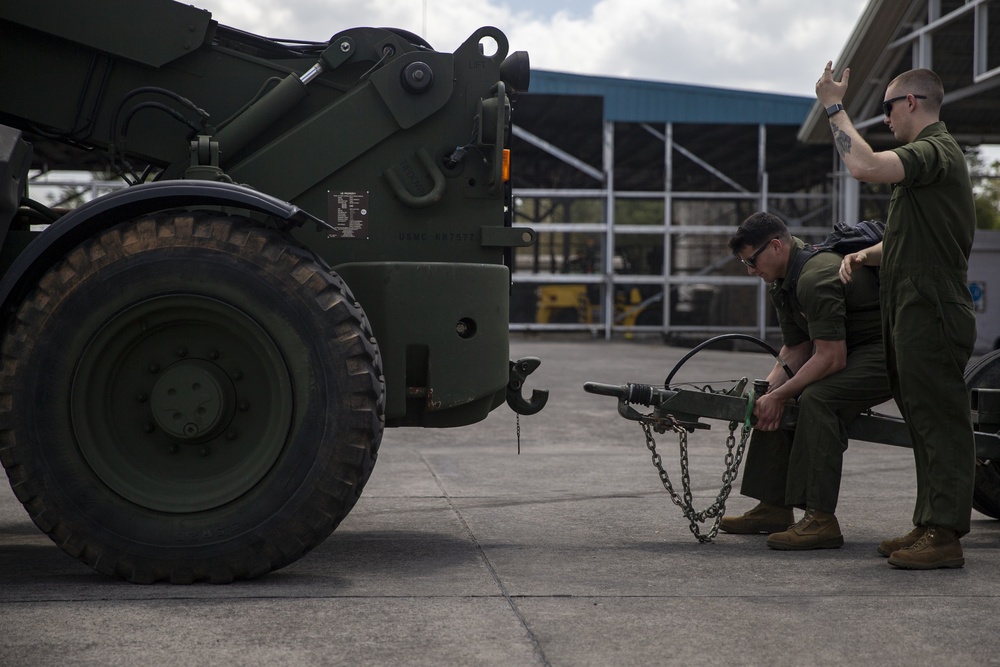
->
xmin=798 ymin=0 xmax=1000 ymax=146
xmin=798 ymin=0 xmax=915 ymax=144
xmin=528 ymin=69 xmax=814 ymax=125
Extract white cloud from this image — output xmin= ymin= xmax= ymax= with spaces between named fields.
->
xmin=193 ymin=0 xmax=868 ymax=96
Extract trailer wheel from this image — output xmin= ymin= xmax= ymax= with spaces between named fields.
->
xmin=0 ymin=213 xmax=384 ymax=582
xmin=966 ymin=350 xmax=1000 ymax=520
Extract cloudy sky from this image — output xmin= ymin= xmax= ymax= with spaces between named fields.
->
xmin=194 ymin=0 xmax=869 ymax=97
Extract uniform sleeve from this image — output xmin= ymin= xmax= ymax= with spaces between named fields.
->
xmin=893 ymin=138 xmax=951 ymax=188
xmin=796 ymin=255 xmax=847 ymax=341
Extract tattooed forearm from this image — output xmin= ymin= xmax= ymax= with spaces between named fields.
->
xmin=830 ymin=121 xmax=852 ymax=157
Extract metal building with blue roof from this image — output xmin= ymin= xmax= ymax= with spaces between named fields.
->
xmin=508 ymin=69 xmax=834 ymax=338
xmin=528 ymin=69 xmax=815 ymax=125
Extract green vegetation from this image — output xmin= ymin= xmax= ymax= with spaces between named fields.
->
xmin=968 ymin=148 xmax=1000 ymax=230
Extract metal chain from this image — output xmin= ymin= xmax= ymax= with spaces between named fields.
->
xmin=640 ymin=413 xmax=752 ymax=543
xmin=516 ymin=413 xmax=521 ymax=454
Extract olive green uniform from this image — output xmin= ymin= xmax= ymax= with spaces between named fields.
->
xmin=740 ymin=238 xmax=892 ymax=513
xmin=884 ymin=121 xmax=977 ymax=535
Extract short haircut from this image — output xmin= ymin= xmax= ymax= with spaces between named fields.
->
xmin=889 ymin=68 xmax=944 ymax=111
xmin=729 ymin=212 xmax=790 ymax=255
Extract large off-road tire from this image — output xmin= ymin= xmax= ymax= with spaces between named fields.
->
xmin=0 ymin=213 xmax=384 ymax=582
xmin=966 ymin=349 xmax=1000 ymax=520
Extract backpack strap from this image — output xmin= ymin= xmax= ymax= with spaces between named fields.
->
xmin=785 ymin=245 xmax=825 ymax=312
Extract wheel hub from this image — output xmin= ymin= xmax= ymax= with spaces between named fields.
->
xmin=71 ymin=295 xmax=294 ymax=513
xmin=150 ymin=361 xmax=233 ymax=441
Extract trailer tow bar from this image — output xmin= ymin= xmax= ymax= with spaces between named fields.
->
xmin=585 ymin=378 xmax=764 ymax=543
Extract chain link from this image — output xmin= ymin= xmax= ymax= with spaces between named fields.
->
xmin=639 ymin=405 xmax=753 ymax=543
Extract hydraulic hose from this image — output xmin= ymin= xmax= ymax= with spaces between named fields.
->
xmin=664 ymin=333 xmax=793 ymax=387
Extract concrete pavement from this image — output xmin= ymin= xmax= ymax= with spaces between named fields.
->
xmin=2 ymin=337 xmax=999 ymax=666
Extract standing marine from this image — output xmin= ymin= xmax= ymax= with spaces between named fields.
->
xmin=818 ymin=63 xmax=977 ymax=569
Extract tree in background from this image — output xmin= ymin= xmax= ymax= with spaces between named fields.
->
xmin=967 ymin=147 xmax=1000 ymax=230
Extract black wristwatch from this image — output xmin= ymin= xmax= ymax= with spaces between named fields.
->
xmin=825 ymin=103 xmax=845 ymax=117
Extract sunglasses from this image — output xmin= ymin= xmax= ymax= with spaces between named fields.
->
xmin=882 ymin=94 xmax=927 ymax=117
xmin=740 ymin=237 xmax=778 ymax=268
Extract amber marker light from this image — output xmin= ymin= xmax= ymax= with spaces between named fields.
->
xmin=502 ymin=149 xmax=511 ymax=182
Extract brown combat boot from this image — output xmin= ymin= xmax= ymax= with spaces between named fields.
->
xmin=766 ymin=509 xmax=844 ymax=550
xmin=876 ymin=525 xmax=927 ymax=557
xmin=719 ymin=502 xmax=794 ymax=534
xmin=887 ymin=526 xmax=964 ymax=570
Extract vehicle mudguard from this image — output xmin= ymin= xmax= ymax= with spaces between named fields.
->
xmin=0 ymin=179 xmax=324 ymax=323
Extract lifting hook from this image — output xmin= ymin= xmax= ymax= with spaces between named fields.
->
xmin=506 ymin=357 xmax=549 ymax=416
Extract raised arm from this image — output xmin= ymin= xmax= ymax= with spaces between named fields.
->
xmin=816 ymin=62 xmax=905 ymax=184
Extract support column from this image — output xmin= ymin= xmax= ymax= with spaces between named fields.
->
xmin=602 ymin=120 xmax=615 ymax=340
xmin=663 ymin=122 xmax=673 ymax=333
xmin=837 ymin=153 xmax=860 ymax=226
xmin=758 ymin=123 xmax=769 ymax=340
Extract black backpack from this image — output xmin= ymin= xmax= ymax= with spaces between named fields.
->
xmin=785 ymin=219 xmax=885 ymax=311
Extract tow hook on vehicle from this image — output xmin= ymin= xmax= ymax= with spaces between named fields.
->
xmin=506 ymin=357 xmax=548 ymax=416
